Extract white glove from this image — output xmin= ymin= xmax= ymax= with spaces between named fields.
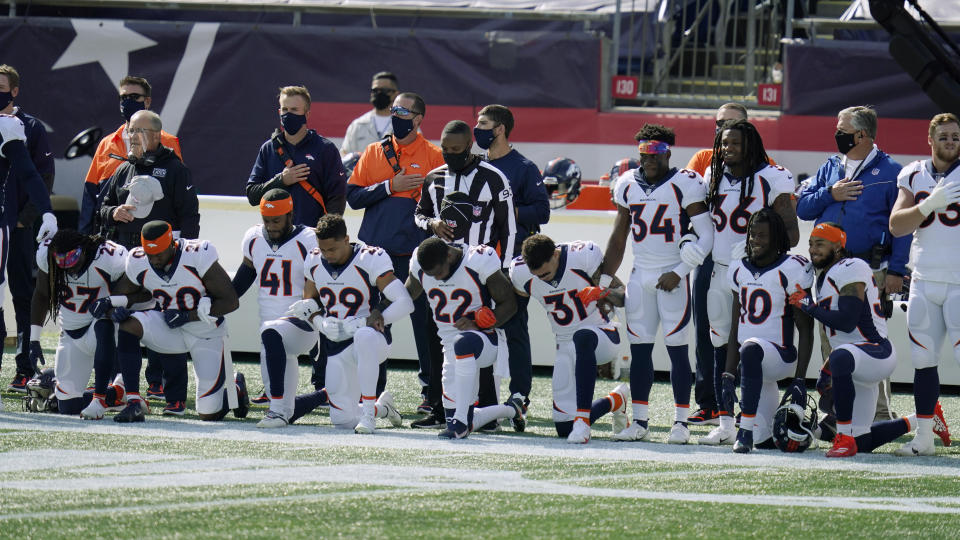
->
xmin=284 ymin=298 xmax=321 ymax=321
xmin=679 ymin=234 xmax=707 ymax=266
xmin=196 ymin=296 xmax=217 ymax=326
xmin=730 ymin=240 xmax=747 ymax=261
xmin=319 ymin=316 xmax=366 ymax=342
xmin=0 ymin=114 xmax=26 ymax=157
xmin=917 ymin=182 xmax=960 ymax=216
xmin=36 ymin=213 xmax=58 ymax=243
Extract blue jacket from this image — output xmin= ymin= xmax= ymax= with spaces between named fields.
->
xmin=0 ymin=109 xmax=53 ymax=228
xmin=487 ymin=149 xmax=550 ymax=257
xmin=246 ymin=130 xmax=347 ymax=227
xmin=796 ymin=148 xmax=910 ymax=275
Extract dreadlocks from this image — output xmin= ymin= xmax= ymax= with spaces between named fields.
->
xmin=707 ymin=119 xmax=771 ymax=211
xmin=746 ymin=207 xmax=790 ymax=266
xmin=46 ymin=229 xmax=105 ymax=322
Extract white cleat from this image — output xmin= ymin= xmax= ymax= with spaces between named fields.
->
xmin=894 ymin=435 xmax=935 ymax=457
xmin=80 ymin=398 xmax=107 ymax=420
xmin=355 ymin=414 xmax=376 ymax=434
xmin=376 ymin=391 xmax=402 ymax=428
xmin=667 ymin=422 xmax=691 ymax=444
xmin=257 ymin=410 xmax=288 ymax=429
xmin=699 ymin=426 xmax=736 ymax=446
xmin=612 ymin=421 xmax=650 ymax=442
xmin=610 ymin=383 xmax=630 ymax=435
xmin=566 ymin=419 xmax=591 ymax=444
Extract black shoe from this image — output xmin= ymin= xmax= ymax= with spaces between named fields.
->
xmin=114 ymin=400 xmax=147 ymax=423
xmin=733 ymin=428 xmax=753 ymax=453
xmin=506 ymin=393 xmax=526 ymax=433
xmin=233 ymin=373 xmax=250 ymax=419
xmin=416 ymin=398 xmax=432 ymax=414
xmin=687 ymin=408 xmax=720 ymax=426
xmin=8 ymin=374 xmax=29 ymax=394
xmin=411 ymin=414 xmax=445 ymax=429
xmin=476 ymin=420 xmax=499 ymax=433
xmin=251 ymin=390 xmax=269 ymax=405
xmin=146 ymin=383 xmax=165 ymax=401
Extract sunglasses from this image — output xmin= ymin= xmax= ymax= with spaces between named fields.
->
xmin=119 ymin=93 xmax=145 ymax=101
xmin=390 ymin=105 xmax=422 ymax=117
xmin=371 ymin=88 xmax=397 ymax=93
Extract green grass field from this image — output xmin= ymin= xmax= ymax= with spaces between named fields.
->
xmin=1 ymin=339 xmax=958 ymax=539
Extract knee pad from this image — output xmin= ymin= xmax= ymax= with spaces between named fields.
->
xmin=452 ymin=332 xmax=484 ymax=359
xmin=943 ymin=292 xmax=960 ymax=330
xmin=572 ymin=329 xmax=599 ymax=357
xmin=625 ymin=279 xmax=642 ymax=314
xmin=829 ymin=348 xmax=855 ymax=377
xmin=706 ymin=289 xmax=731 ymax=348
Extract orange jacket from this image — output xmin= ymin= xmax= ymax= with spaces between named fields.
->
xmin=83 ymin=124 xmax=183 ymax=186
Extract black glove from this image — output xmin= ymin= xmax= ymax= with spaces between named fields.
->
xmin=816 ymin=368 xmax=832 ymax=395
xmin=786 ymin=377 xmax=807 ymax=408
xmin=89 ymin=297 xmax=114 ymax=319
xmin=111 ymin=306 xmax=132 ymax=323
xmin=720 ymin=372 xmax=737 ymax=414
xmin=163 ymin=309 xmax=191 ymax=329
xmin=29 ymin=340 xmax=45 ymax=367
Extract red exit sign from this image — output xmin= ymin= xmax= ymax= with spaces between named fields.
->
xmin=757 ymin=83 xmax=781 ymax=106
xmin=612 ymin=76 xmax=638 ymax=99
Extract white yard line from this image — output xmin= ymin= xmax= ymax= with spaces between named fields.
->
xmin=1 ymin=412 xmax=956 ymax=478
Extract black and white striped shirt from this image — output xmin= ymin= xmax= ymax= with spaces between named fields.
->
xmin=415 ymin=156 xmax=516 ymax=268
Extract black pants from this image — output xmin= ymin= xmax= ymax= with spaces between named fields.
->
xmin=10 ymin=226 xmax=37 ymax=376
xmin=692 ymin=254 xmax=717 ymax=412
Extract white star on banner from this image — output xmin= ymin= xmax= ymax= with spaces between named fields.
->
xmin=52 ymin=19 xmax=157 ymax=86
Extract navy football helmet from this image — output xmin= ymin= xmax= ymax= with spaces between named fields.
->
xmin=23 ymin=368 xmax=58 ymax=413
xmin=542 ymin=157 xmax=582 ymax=209
xmin=772 ymin=390 xmax=819 ymax=453
xmin=439 ymin=191 xmax=475 ymax=241
xmin=341 ymin=151 xmax=362 ymax=180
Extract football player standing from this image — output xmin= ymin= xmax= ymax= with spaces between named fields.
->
xmin=510 ymin=234 xmax=629 ymax=443
xmin=600 ymin=124 xmax=713 ymax=444
xmin=888 ymin=112 xmax=960 ymax=456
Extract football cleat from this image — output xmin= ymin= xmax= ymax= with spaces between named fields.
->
xmin=251 ymin=390 xmax=269 ymax=405
xmin=411 ymin=414 xmax=445 ymax=429
xmin=145 ymin=382 xmax=165 ymax=400
xmin=257 ymin=410 xmax=288 ymax=429
xmin=733 ymin=429 xmax=753 ymax=453
xmin=687 ymin=408 xmax=720 ymax=426
xmin=114 ymin=399 xmax=147 ymax=423
xmin=667 ymin=422 xmax=691 ymax=444
xmin=566 ymin=419 xmax=591 ymax=444
xmin=376 ymin=391 xmax=402 ymax=428
xmin=438 ymin=419 xmax=469 ymax=439
xmin=610 ymin=383 xmax=629 ymax=435
xmin=162 ymin=401 xmax=186 ymax=416
xmin=825 ymin=433 xmax=858 ymax=458
xmin=476 ymin=420 xmax=500 ymax=433
xmin=8 ymin=374 xmax=29 ymax=393
xmin=80 ymin=398 xmax=107 ymax=420
xmin=105 ymin=382 xmax=126 ymax=410
xmin=506 ymin=393 xmax=526 ymax=433
xmin=612 ymin=422 xmax=650 ymax=442
xmin=416 ymin=398 xmax=432 ymax=415
xmin=933 ymin=402 xmax=951 ymax=447
xmin=699 ymin=426 xmax=736 ymax=446
xmin=894 ymin=435 xmax=936 ymax=457
xmin=355 ymin=414 xmax=376 ymax=434
xmin=233 ymin=373 xmax=250 ymax=419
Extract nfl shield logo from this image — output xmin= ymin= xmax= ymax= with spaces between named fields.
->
xmin=472 ymin=205 xmax=482 ymax=217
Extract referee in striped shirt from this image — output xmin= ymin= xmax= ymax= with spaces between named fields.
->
xmin=415 ymin=120 xmax=516 ymax=268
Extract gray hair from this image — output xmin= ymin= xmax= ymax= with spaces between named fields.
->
xmin=130 ymin=109 xmax=162 ymax=131
xmin=838 ymin=106 xmax=877 ymax=138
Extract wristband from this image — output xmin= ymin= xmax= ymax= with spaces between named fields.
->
xmin=30 ymin=324 xmax=44 ymax=341
xmin=109 ymin=295 xmax=129 ymax=308
xmin=598 ymin=274 xmax=614 ymax=288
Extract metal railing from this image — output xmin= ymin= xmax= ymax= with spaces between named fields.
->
xmin=617 ymin=0 xmax=790 ymax=107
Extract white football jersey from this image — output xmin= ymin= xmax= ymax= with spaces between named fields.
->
xmin=305 ymin=241 xmax=396 ymax=353
xmin=705 ymin=164 xmax=795 ymax=265
xmin=612 ymin=167 xmax=707 ymax=270
xmin=242 ymin=224 xmax=318 ymax=322
xmin=897 ymin=159 xmax=960 ymax=284
xmin=410 ymin=243 xmax=501 ymax=343
xmin=814 ymin=258 xmax=887 ymax=348
xmin=37 ymin=240 xmax=128 ymax=331
xmin=728 ymin=253 xmax=813 ymax=347
xmin=126 ymin=239 xmax=225 ymax=338
xmin=509 ymin=240 xmax=613 ymax=341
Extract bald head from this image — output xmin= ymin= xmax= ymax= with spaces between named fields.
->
xmin=130 ymin=110 xmax=162 ymax=131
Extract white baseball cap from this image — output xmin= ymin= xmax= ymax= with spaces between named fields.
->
xmin=124 ymin=175 xmax=164 ymax=219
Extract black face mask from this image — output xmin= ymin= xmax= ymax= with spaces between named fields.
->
xmin=121 ymin=98 xmax=145 ymax=122
xmin=443 ymin=149 xmax=472 ymax=173
xmin=835 ymin=130 xmax=857 ymax=155
xmin=392 ymin=116 xmax=415 ymax=140
xmin=370 ymin=90 xmax=392 ymax=110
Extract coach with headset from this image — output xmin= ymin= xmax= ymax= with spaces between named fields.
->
xmin=795 ymin=105 xmax=907 ymax=424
